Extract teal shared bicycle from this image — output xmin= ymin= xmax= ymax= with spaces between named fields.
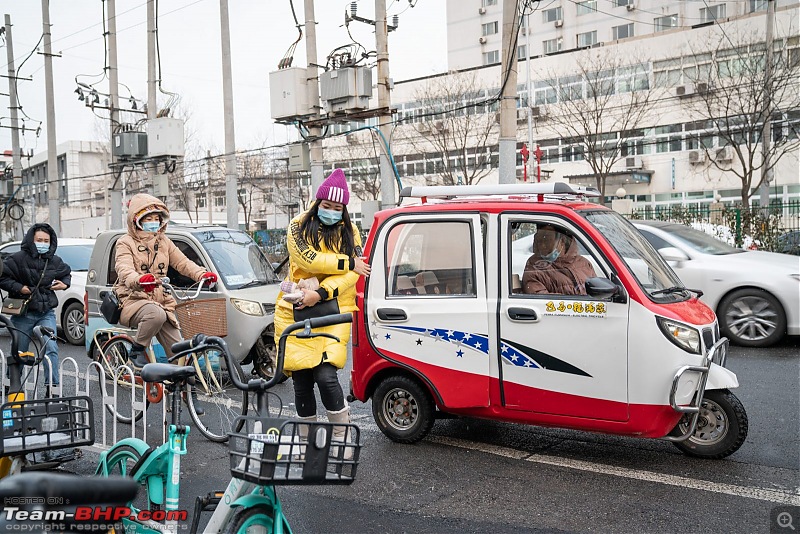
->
xmin=95 ymin=313 xmax=360 ymax=534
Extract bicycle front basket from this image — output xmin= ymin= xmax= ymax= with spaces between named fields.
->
xmin=0 ymin=396 xmax=95 ymax=456
xmin=229 ymin=416 xmax=360 ymax=486
xmin=175 ymin=297 xmax=228 ymax=338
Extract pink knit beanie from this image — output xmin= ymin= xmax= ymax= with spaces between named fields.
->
xmin=315 ymin=168 xmax=350 ymax=206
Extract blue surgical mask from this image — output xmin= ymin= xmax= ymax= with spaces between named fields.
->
xmin=35 ymin=242 xmax=50 ymax=254
xmin=142 ymin=221 xmax=160 ymax=233
xmin=317 ymin=208 xmax=343 ymax=226
xmin=541 ymin=249 xmax=560 ymax=263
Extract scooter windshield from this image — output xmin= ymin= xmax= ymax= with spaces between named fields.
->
xmin=581 ymin=210 xmax=689 ymax=303
xmin=192 ymin=229 xmax=279 ymax=289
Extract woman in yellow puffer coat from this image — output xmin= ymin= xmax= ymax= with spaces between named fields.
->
xmin=274 ymin=168 xmax=370 ymax=441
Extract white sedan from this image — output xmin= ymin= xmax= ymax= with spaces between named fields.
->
xmin=634 ymin=221 xmax=799 ymax=348
xmin=0 ymin=238 xmax=95 ymax=345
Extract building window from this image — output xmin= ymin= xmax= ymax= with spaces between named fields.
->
xmin=517 ymin=45 xmax=527 ymax=60
xmin=577 ymin=30 xmax=597 ymax=48
xmin=542 ymin=6 xmax=563 ymax=22
xmin=482 ymin=50 xmax=500 ymax=65
xmin=700 ymin=4 xmax=726 ymax=22
xmin=482 ymin=0 xmax=497 ymax=6
xmin=576 ymin=0 xmax=597 ymax=16
xmin=482 ymin=21 xmax=499 ymax=36
xmin=543 ymin=37 xmax=563 ymax=55
xmin=750 ymin=0 xmax=767 ymax=12
xmin=613 ymin=0 xmax=632 ymax=6
xmin=612 ymin=23 xmax=634 ymax=40
xmin=654 ymin=14 xmax=678 ymax=32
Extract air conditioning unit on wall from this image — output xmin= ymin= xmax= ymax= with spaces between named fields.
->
xmin=555 ymin=19 xmax=564 ymax=28
xmin=478 ymin=7 xmax=486 ymax=14
xmin=479 ymin=36 xmax=487 ymax=44
xmin=688 ymin=150 xmax=706 ymax=164
xmin=530 ymin=105 xmax=548 ymax=120
xmin=715 ymin=146 xmax=734 ymax=162
xmin=626 ymin=3 xmax=636 ymax=11
xmin=675 ymin=84 xmax=695 ymax=97
xmin=625 ymin=156 xmax=643 ymax=169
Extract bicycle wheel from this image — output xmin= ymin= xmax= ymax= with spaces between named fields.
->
xmin=7 ymin=202 xmax=24 ymax=221
xmin=99 ymin=444 xmax=155 ymax=513
xmin=98 ymin=336 xmax=149 ymax=424
xmin=224 ymin=504 xmax=276 ymax=534
xmin=185 ymin=347 xmax=248 ymax=443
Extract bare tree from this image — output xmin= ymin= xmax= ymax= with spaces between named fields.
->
xmin=336 ymin=133 xmax=381 ymax=201
xmin=687 ymin=32 xmax=800 ymax=206
xmin=537 ymin=51 xmax=656 ymax=200
xmin=402 ymin=71 xmax=499 ymax=186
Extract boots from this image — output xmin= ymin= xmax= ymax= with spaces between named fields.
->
xmin=128 ymin=342 xmax=149 ymax=369
xmin=326 ymin=405 xmax=354 ymax=461
xmin=294 ymin=415 xmax=317 ymax=460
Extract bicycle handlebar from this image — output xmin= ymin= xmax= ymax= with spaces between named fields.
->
xmin=160 ymin=277 xmax=207 ymax=301
xmin=32 ymin=325 xmax=56 ymax=346
xmin=171 ymin=312 xmax=353 ymax=393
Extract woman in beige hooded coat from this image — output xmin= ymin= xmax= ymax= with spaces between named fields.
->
xmin=115 ymin=193 xmax=218 ymax=369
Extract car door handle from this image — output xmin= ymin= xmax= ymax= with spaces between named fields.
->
xmin=507 ymin=307 xmax=538 ymax=321
xmin=377 ymin=308 xmax=407 ymax=321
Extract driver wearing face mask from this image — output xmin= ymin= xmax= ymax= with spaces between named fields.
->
xmin=522 ymin=224 xmax=595 ymax=295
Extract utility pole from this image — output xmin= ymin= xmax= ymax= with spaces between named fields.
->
xmin=219 ymin=0 xmax=238 ymax=229
xmin=758 ymin=0 xmax=775 ymax=208
xmin=41 ymin=0 xmax=60 ymax=234
xmin=375 ymin=0 xmax=396 ymax=207
xmin=206 ymin=150 xmax=213 ymax=224
xmin=108 ymin=0 xmax=123 ymax=229
xmin=524 ymin=8 xmax=535 ymax=185
xmin=147 ymin=0 xmax=157 ymax=183
xmin=498 ymin=0 xmax=518 ymax=184
xmin=4 ymin=15 xmax=24 ymax=239
xmin=303 ymin=0 xmax=324 ymax=194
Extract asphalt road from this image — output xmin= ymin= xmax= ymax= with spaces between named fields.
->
xmin=5 ymin=335 xmax=799 ymax=534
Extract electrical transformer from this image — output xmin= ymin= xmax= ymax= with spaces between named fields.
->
xmin=319 ymin=67 xmax=373 ymax=113
xmin=147 ymin=117 xmax=185 ymax=158
xmin=112 ymin=131 xmax=148 ymax=160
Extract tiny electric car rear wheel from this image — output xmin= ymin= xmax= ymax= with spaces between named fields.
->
xmin=373 ymin=375 xmax=435 ymax=444
xmin=671 ymin=389 xmax=748 ymax=459
xmin=62 ymin=301 xmax=86 ymax=345
xmin=718 ymin=288 xmax=786 ymax=348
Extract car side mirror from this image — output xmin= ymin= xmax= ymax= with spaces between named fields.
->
xmin=658 ymin=247 xmax=690 ymax=262
xmin=585 ymin=277 xmax=619 ymax=299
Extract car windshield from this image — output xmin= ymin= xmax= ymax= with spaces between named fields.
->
xmin=582 ymin=210 xmax=688 ymax=303
xmin=57 ymin=245 xmax=94 ymax=271
xmin=664 ymin=225 xmax=743 ymax=255
xmin=192 ymin=229 xmax=278 ymax=289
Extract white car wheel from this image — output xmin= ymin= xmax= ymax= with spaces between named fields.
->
xmin=719 ymin=289 xmax=786 ymax=347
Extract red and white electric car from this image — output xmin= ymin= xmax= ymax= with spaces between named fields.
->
xmin=349 ymin=183 xmax=748 ymax=459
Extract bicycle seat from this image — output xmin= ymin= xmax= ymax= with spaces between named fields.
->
xmin=0 ymin=472 xmax=138 ymax=505
xmin=140 ymin=363 xmax=196 ymax=383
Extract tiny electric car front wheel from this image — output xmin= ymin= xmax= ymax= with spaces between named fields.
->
xmin=373 ymin=375 xmax=435 ymax=444
xmin=671 ymin=389 xmax=748 ymax=459
xmin=718 ymin=288 xmax=786 ymax=348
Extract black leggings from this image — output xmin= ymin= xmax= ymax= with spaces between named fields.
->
xmin=292 ymin=363 xmax=345 ymax=417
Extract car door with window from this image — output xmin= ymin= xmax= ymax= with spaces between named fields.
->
xmin=367 ymin=213 xmax=491 ymax=409
xmin=499 ymin=215 xmax=630 ymax=421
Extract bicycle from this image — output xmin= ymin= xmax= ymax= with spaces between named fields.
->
xmin=0 ymin=317 xmax=95 ymax=479
xmin=0 ymin=471 xmax=138 ymax=533
xmin=95 ymin=312 xmax=361 ymax=534
xmin=94 ymin=278 xmax=248 ymax=442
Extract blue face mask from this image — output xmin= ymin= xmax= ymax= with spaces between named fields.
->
xmin=541 ymin=248 xmax=560 ymax=263
xmin=35 ymin=242 xmax=50 ymax=254
xmin=142 ymin=221 xmax=161 ymax=233
xmin=317 ymin=208 xmax=343 ymax=226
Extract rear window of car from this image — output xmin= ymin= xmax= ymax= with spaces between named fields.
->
xmin=58 ymin=245 xmax=94 ymax=271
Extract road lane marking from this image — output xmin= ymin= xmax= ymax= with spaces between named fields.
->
xmin=428 ymin=435 xmax=800 ymax=506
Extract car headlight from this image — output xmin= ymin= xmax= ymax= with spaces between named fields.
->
xmin=231 ymin=298 xmax=264 ymax=316
xmin=656 ymin=317 xmax=701 ymax=354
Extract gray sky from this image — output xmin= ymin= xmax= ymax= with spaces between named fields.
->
xmin=0 ymin=0 xmax=447 ymax=156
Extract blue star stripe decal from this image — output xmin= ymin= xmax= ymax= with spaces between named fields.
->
xmin=382 ymin=326 xmax=491 ymax=356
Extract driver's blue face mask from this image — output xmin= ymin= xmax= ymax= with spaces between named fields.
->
xmin=541 ymin=248 xmax=560 ymax=263
xmin=35 ymin=242 xmax=50 ymax=254
xmin=142 ymin=221 xmax=161 ymax=233
xmin=317 ymin=208 xmax=343 ymax=226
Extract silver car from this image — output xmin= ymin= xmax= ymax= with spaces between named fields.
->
xmin=84 ymin=226 xmax=281 ymax=377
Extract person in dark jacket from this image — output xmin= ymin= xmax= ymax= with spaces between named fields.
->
xmin=0 ymin=223 xmax=72 ymax=389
